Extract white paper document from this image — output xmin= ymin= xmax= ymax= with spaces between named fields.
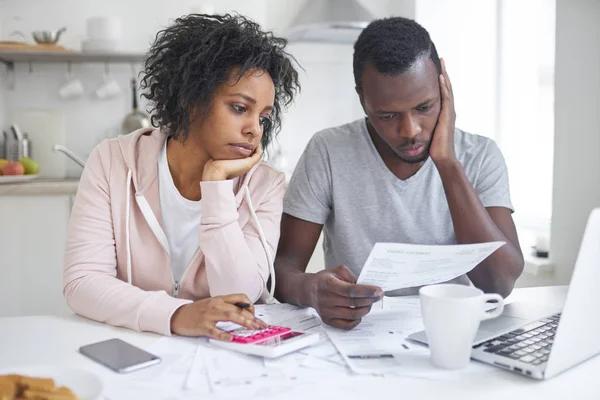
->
xmin=357 ymin=241 xmax=505 ymax=291
xmin=191 ymin=340 xmax=346 ymax=398
xmin=325 ymin=302 xmax=427 ymax=374
xmin=381 ymin=295 xmax=421 ymax=311
xmin=264 ymin=339 xmax=348 ymax=374
xmin=254 ymin=303 xmax=323 ymax=334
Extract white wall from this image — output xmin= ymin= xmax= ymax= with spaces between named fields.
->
xmin=499 ymin=0 xmax=556 ymax=232
xmin=550 ymin=0 xmax=600 ymax=284
xmin=274 ymin=43 xmax=362 ymax=176
xmin=415 ymin=0 xmax=498 ymax=141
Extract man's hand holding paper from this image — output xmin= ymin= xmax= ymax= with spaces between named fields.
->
xmin=308 ymin=265 xmax=384 ymax=330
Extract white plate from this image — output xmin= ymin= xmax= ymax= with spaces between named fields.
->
xmin=0 ymin=174 xmax=39 ymax=184
xmin=0 ymin=365 xmax=103 ymax=400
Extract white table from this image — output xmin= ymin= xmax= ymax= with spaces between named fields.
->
xmin=1 ymin=286 xmax=599 ymax=400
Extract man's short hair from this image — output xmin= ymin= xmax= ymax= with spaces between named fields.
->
xmin=353 ymin=17 xmax=441 ymax=91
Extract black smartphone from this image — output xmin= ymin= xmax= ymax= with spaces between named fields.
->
xmin=79 ymin=338 xmax=161 ymax=373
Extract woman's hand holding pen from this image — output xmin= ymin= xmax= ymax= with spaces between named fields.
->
xmin=170 ymin=294 xmax=267 ymax=341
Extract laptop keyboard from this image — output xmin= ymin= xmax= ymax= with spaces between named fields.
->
xmin=475 ymin=313 xmax=561 ymax=366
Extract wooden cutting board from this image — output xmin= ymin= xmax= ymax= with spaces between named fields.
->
xmin=0 ymin=41 xmax=73 ymax=52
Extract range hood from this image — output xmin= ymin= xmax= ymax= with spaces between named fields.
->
xmin=286 ymin=0 xmax=375 ymax=44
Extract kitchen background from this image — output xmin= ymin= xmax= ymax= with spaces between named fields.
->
xmin=0 ymin=0 xmax=598 ymax=317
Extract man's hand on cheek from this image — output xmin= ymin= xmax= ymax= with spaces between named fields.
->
xmin=429 ymin=58 xmax=458 ymax=166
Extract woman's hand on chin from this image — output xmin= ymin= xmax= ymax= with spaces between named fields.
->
xmin=202 ymin=146 xmax=262 ymax=181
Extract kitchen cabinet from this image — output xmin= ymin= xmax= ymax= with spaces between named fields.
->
xmin=0 ymin=194 xmax=72 ymax=317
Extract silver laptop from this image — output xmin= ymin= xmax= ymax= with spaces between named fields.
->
xmin=409 ymin=207 xmax=600 ymax=380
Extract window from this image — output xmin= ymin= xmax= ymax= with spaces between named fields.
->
xmin=498 ymin=0 xmax=556 ymax=237
xmin=416 ymin=0 xmax=556 ymax=248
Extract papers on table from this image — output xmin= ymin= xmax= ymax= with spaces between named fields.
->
xmin=103 ymin=297 xmax=500 ymax=399
xmin=264 ymin=338 xmax=349 ymax=374
xmin=324 ymin=297 xmax=429 ymax=374
xmin=103 ymin=238 xmax=510 ymax=398
xmin=254 ymin=303 xmax=324 ymax=334
xmin=188 ymin=335 xmax=349 ymax=398
xmin=357 ymin=241 xmax=505 ymax=291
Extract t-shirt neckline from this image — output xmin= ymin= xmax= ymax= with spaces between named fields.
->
xmin=359 ymin=118 xmax=433 ymax=187
xmin=160 ymin=139 xmax=202 ymax=210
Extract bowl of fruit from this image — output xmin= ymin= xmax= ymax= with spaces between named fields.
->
xmin=0 ymin=157 xmax=40 ymax=183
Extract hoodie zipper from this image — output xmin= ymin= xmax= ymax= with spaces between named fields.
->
xmin=172 ymin=248 xmax=200 ymax=297
xmin=136 ymin=176 xmax=255 ymax=299
xmin=136 ymin=193 xmax=199 ymax=298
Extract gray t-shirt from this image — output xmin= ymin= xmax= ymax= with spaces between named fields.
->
xmin=283 ymin=118 xmax=513 ymax=295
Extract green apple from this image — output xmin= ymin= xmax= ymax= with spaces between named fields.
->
xmin=19 ymin=157 xmax=40 ymax=175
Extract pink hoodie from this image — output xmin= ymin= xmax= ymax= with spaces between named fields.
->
xmin=63 ymin=128 xmax=285 ymax=336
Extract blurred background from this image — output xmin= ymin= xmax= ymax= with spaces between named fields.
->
xmin=0 ymin=0 xmax=598 ymax=317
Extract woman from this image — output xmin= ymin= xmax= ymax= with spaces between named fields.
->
xmin=63 ymin=14 xmax=300 ymax=340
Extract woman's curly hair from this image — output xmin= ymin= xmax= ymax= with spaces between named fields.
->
xmin=141 ymin=13 xmax=300 ymax=148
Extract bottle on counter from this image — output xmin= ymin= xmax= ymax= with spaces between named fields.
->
xmin=21 ymin=133 xmax=31 ymax=159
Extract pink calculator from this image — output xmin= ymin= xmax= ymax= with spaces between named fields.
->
xmin=229 ymin=325 xmax=291 ymax=344
xmin=210 ymin=325 xmax=321 ymax=358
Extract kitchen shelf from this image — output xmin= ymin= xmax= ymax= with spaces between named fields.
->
xmin=0 ymin=49 xmax=146 ymax=65
xmin=0 ymin=49 xmax=147 ymax=90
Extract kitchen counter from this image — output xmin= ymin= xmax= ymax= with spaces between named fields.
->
xmin=0 ymin=178 xmax=79 ymax=196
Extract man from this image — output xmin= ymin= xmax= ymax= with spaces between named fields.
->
xmin=274 ymin=17 xmax=524 ymax=329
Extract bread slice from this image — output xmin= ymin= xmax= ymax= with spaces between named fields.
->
xmin=0 ymin=375 xmax=78 ymax=400
xmin=15 ymin=377 xmax=55 ymax=393
xmin=21 ymin=388 xmax=78 ymax=400
xmin=0 ymin=377 xmax=17 ymax=400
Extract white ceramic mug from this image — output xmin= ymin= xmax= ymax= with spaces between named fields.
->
xmin=95 ymin=74 xmax=121 ymax=99
xmin=419 ymin=284 xmax=505 ymax=369
xmin=87 ymin=16 xmax=122 ymax=40
xmin=58 ymin=73 xmax=84 ymax=99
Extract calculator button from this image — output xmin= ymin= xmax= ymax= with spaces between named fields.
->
xmin=229 ymin=325 xmax=292 ymax=344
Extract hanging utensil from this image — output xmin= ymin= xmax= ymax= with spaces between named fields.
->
xmin=121 ymin=77 xmax=151 ymax=134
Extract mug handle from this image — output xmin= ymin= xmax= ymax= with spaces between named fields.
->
xmin=481 ymin=293 xmax=504 ymax=320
